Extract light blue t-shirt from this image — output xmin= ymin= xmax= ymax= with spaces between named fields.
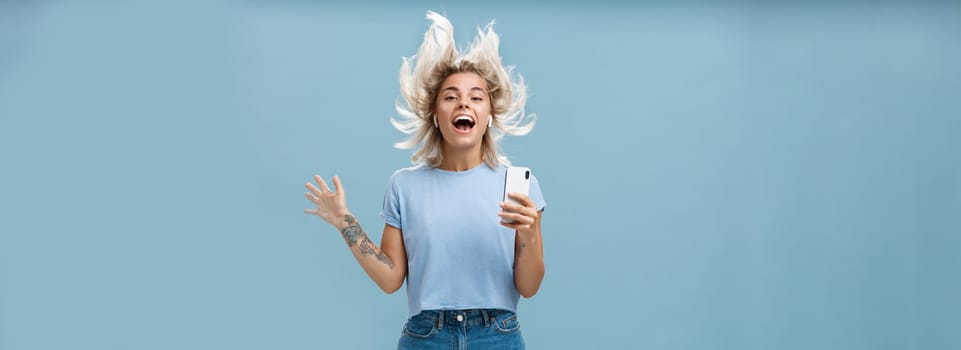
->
xmin=380 ymin=164 xmax=546 ymax=318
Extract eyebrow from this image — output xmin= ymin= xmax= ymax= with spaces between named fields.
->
xmin=441 ymin=86 xmax=488 ymax=93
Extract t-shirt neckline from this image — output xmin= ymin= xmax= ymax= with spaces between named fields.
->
xmin=431 ymin=163 xmax=494 ymax=176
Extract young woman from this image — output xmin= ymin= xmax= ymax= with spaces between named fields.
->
xmin=303 ymin=11 xmax=545 ymax=349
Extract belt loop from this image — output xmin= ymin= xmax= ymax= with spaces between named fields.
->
xmin=481 ymin=309 xmax=491 ymax=327
xmin=436 ymin=311 xmax=444 ymax=330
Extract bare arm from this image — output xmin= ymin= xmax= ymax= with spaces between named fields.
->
xmin=500 ymin=193 xmax=545 ymax=298
xmin=304 ymin=175 xmax=408 ymax=294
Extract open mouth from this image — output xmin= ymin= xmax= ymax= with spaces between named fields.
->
xmin=452 ymin=115 xmax=476 ymax=133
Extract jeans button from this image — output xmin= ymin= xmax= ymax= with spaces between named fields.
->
xmin=456 ymin=314 xmax=464 ymax=322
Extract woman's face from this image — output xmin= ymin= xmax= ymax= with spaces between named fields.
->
xmin=433 ymin=72 xmax=493 ymax=152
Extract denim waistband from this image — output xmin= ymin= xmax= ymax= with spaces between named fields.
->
xmin=415 ymin=309 xmax=515 ymax=329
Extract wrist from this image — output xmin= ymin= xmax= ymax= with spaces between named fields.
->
xmin=517 ymin=229 xmax=536 ymax=243
xmin=327 ymin=210 xmax=353 ymax=229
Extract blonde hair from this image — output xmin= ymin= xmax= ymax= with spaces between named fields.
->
xmin=391 ymin=11 xmax=536 ymax=169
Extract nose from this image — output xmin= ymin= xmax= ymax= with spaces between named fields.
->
xmin=457 ymin=100 xmax=470 ymax=110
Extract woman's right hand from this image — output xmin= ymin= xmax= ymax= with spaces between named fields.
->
xmin=303 ymin=175 xmax=350 ymax=228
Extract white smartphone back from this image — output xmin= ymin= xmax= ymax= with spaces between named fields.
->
xmin=503 ymin=166 xmax=532 ymax=223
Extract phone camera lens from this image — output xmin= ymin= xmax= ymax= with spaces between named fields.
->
xmin=525 ymin=170 xmax=530 ymax=179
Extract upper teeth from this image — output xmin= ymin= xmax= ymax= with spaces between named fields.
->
xmin=455 ymin=116 xmax=473 ymax=124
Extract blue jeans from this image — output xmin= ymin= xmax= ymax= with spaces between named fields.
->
xmin=397 ymin=309 xmax=525 ymax=350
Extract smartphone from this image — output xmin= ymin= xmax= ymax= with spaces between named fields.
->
xmin=502 ymin=166 xmax=532 ymax=223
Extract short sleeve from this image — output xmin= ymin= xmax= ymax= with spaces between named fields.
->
xmin=529 ymin=173 xmax=547 ymax=212
xmin=379 ymin=174 xmax=401 ymax=229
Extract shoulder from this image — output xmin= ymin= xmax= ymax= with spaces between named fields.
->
xmin=387 ymin=164 xmax=431 ymax=185
xmin=393 ymin=164 xmax=432 ymax=177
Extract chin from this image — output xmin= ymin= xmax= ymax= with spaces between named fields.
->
xmin=444 ymin=137 xmax=482 ymax=150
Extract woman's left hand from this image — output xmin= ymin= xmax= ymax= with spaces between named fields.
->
xmin=500 ymin=192 xmax=539 ymax=238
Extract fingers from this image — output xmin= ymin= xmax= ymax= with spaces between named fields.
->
xmin=499 ymin=196 xmax=536 ymax=227
xmin=305 ymin=182 xmax=324 ymax=198
xmin=499 ymin=211 xmax=535 ymax=225
xmin=507 ymin=192 xmax=535 ymax=208
xmin=304 ymin=174 xmax=345 ymax=218
xmin=500 ymin=212 xmax=535 ymax=226
xmin=500 ymin=200 xmax=537 ymax=217
xmin=332 ymin=175 xmax=345 ymax=195
xmin=306 ymin=174 xmax=343 ymax=197
xmin=314 ymin=175 xmax=332 ymax=193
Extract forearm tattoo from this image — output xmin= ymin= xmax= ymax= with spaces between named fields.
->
xmin=341 ymin=215 xmax=395 ymax=269
xmin=342 ymin=215 xmax=363 ymax=247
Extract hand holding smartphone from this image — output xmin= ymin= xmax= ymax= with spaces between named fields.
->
xmin=502 ymin=166 xmax=531 ymax=224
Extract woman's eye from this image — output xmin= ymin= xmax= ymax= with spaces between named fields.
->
xmin=471 ymin=97 xmax=484 ymax=102
xmin=445 ymin=96 xmax=456 ymax=101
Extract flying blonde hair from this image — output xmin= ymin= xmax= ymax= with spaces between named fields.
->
xmin=391 ymin=11 xmax=536 ymax=169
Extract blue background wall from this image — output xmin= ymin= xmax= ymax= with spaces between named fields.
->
xmin=1 ymin=1 xmax=959 ymax=349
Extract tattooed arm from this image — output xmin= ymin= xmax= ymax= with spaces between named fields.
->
xmin=304 ymin=175 xmax=408 ymax=294
xmin=335 ymin=216 xmax=408 ymax=294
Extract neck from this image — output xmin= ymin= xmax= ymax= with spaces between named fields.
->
xmin=439 ymin=144 xmax=483 ymax=172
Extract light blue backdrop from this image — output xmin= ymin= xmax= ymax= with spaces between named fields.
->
xmin=1 ymin=1 xmax=959 ymax=349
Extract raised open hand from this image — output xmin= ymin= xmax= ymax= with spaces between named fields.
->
xmin=304 ymin=175 xmax=350 ymax=228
